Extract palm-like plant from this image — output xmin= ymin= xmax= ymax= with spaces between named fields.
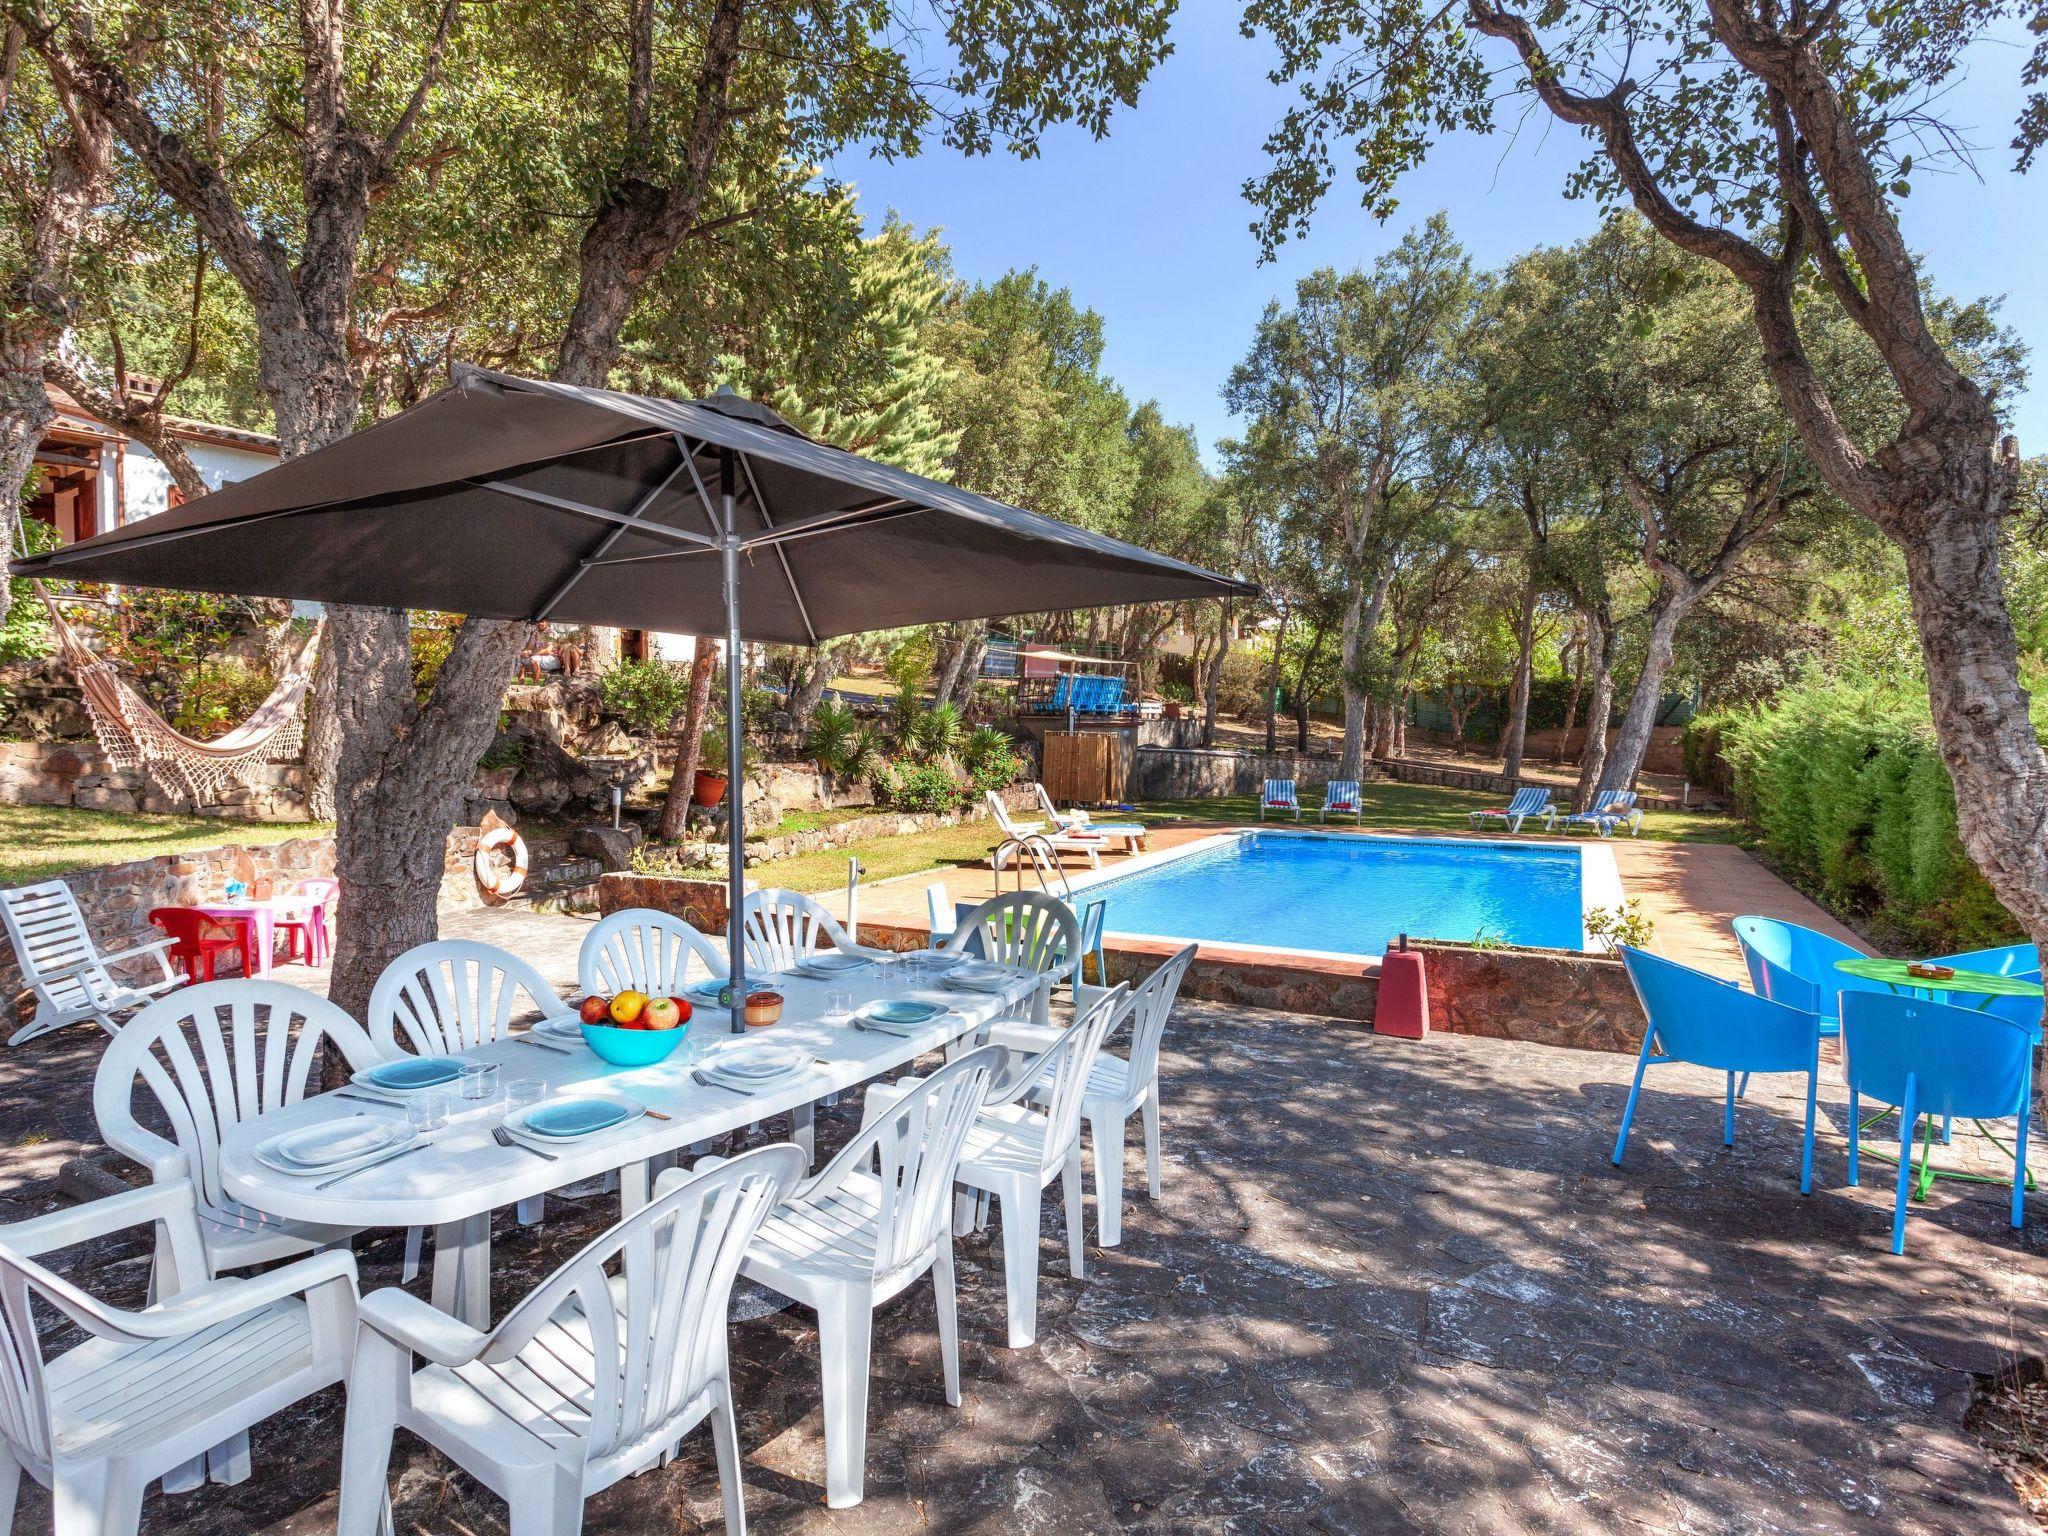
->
xmin=805 ymin=699 xmax=859 ymax=775
xmin=902 ymin=702 xmax=963 ymax=765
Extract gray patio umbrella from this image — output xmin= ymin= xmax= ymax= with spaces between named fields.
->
xmin=14 ymin=365 xmax=1254 ymax=1026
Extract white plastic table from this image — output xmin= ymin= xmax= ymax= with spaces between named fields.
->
xmin=220 ymin=960 xmax=1048 ymax=1327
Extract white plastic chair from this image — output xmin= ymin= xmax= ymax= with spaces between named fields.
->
xmin=0 ymin=1180 xmax=359 ymax=1534
xmin=0 ymin=880 xmax=182 ymax=1044
xmin=865 ymin=987 xmax=1126 ymax=1348
xmin=943 ymin=890 xmax=1081 ymax=1030
xmin=579 ymin=908 xmax=727 ymax=997
xmin=369 ymin=940 xmax=574 ymax=1275
xmin=368 ymin=938 xmax=568 ymax=1057
xmin=989 ymin=944 xmax=1197 ymax=1246
xmin=94 ymin=980 xmax=378 ymax=1277
xmin=734 ymin=1047 xmax=1003 ymax=1507
xmin=924 ymin=882 xmax=956 ymax=947
xmin=738 ymin=888 xmax=883 ymax=974
xmin=335 ymin=1143 xmax=806 ymax=1536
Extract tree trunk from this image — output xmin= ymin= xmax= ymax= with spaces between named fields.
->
xmin=1500 ymin=571 xmax=1538 ymax=781
xmin=1599 ymin=594 xmax=1686 ymax=797
xmin=658 ymin=641 xmax=718 ymax=841
xmin=1262 ymin=597 xmax=1290 ymax=754
xmin=1201 ymin=603 xmax=1231 ymax=748
xmin=0 ymin=346 xmax=54 ymax=625
xmin=1573 ymin=614 xmax=1616 ymax=811
xmin=788 ymin=641 xmax=843 ymax=730
xmin=1556 ymin=619 xmax=1585 ymax=764
xmin=1338 ymin=580 xmax=1368 ymax=779
xmin=1394 ymin=688 xmax=1411 ymax=756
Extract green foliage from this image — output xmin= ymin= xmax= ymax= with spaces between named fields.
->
xmin=2 ymin=517 xmax=58 ymax=666
xmin=600 ymin=660 xmax=693 ymax=737
xmin=877 ymin=759 xmax=965 ymax=815
xmin=962 ymin=725 xmax=1022 ymax=793
xmin=477 ymin=734 xmax=527 ymax=773
xmin=902 ymin=703 xmax=964 ymax=765
xmin=1583 ymin=899 xmax=1656 ymax=954
xmin=170 ymin=660 xmax=277 ymax=738
xmin=699 ymin=726 xmax=757 ymax=780
xmin=805 ymin=701 xmax=885 ymax=783
xmin=1716 ymin=677 xmax=2022 ymax=951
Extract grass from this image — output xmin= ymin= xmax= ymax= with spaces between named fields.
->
xmin=751 ymin=778 xmax=1750 ymax=893
xmin=0 ymin=804 xmax=328 ymax=886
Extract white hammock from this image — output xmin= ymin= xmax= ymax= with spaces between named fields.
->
xmin=36 ymin=582 xmax=320 ymax=806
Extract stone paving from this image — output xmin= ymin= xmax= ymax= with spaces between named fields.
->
xmin=3 ymin=965 xmax=2042 ymax=1534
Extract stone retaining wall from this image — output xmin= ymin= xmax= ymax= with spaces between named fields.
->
xmin=1412 ymin=941 xmax=1643 ymax=1054
xmin=1130 ymin=748 xmax=1342 ymax=800
xmin=0 ymin=741 xmax=310 ymax=821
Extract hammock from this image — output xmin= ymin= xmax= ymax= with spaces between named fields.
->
xmin=35 ymin=581 xmax=320 ymax=806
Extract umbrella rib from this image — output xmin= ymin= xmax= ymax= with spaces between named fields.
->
xmin=736 ymin=452 xmax=818 ymax=646
xmin=675 ymin=441 xmax=731 ymax=541
xmin=738 ymin=499 xmax=923 ymax=552
xmin=469 ymin=478 xmax=716 ymax=547
xmin=529 ymin=450 xmax=694 ymax=622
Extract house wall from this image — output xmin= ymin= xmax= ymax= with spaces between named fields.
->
xmin=121 ymin=439 xmax=278 ymax=525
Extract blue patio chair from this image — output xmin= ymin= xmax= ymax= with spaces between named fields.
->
xmin=1099 ymin=676 xmax=1126 ymax=713
xmin=1613 ymin=946 xmax=1822 ymax=1194
xmin=1731 ymin=915 xmax=1896 ymax=1038
xmin=1840 ymin=991 xmax=2033 ymax=1253
xmin=1923 ymin=943 xmax=2044 ymax=1040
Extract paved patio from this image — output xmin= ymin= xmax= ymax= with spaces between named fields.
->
xmin=4 ymin=930 xmax=2041 ymax=1533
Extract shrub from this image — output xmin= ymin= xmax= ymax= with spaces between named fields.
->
xmin=1 ymin=516 xmax=57 ymax=664
xmin=1583 ymin=899 xmax=1656 ymax=954
xmin=962 ymin=724 xmax=1021 ymax=794
xmin=171 ymin=659 xmax=276 ymax=739
xmin=902 ymin=702 xmax=963 ymax=765
xmin=877 ymin=759 xmax=963 ymax=814
xmin=1716 ymin=675 xmax=2022 ymax=951
xmin=600 ymin=659 xmax=693 ymax=737
xmin=805 ymin=700 xmax=859 ymax=774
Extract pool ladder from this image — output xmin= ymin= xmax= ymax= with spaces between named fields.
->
xmin=991 ymin=834 xmax=1074 ymax=901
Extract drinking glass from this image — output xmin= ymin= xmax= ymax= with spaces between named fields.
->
xmin=505 ymin=1078 xmax=545 ymax=1115
xmin=459 ymin=1062 xmax=498 ymax=1102
xmin=825 ymin=990 xmax=854 ymax=1021
xmin=407 ymin=1092 xmax=450 ymax=1133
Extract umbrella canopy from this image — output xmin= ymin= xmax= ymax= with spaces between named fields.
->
xmin=14 ymin=365 xmax=1254 ymax=1028
xmin=16 ymin=366 xmax=1252 ymax=642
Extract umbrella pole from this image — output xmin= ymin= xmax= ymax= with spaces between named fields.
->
xmin=721 ymin=453 xmax=747 ymax=1034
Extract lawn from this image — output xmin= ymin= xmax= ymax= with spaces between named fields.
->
xmin=0 ymin=803 xmax=327 ymax=886
xmin=755 ymin=778 xmax=1749 ymax=893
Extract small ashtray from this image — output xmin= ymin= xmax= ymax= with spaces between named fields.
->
xmin=744 ymin=990 xmax=784 ymax=1028
xmin=1906 ymin=962 xmax=1956 ymax=980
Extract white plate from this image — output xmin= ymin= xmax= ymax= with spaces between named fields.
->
xmin=941 ymin=964 xmax=1015 ymax=993
xmin=274 ymin=1118 xmax=409 ymax=1168
xmin=701 ymin=1043 xmax=808 ymax=1085
xmin=256 ymin=1120 xmax=416 ymax=1177
xmin=532 ymin=1015 xmax=585 ymax=1040
xmin=504 ymin=1092 xmax=646 ymax=1145
xmin=796 ymin=951 xmax=865 ymax=974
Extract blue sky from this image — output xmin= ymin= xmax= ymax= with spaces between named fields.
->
xmin=829 ymin=8 xmax=2044 ymax=466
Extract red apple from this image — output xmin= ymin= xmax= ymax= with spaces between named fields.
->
xmin=578 ymin=994 xmax=611 ymax=1024
xmin=644 ymin=996 xmax=682 ymax=1031
xmin=669 ymin=996 xmax=693 ymax=1025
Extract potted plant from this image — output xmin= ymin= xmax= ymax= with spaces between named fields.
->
xmin=693 ymin=726 xmax=756 ymax=806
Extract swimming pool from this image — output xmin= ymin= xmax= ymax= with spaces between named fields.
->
xmin=1070 ymin=830 xmax=1620 ymax=959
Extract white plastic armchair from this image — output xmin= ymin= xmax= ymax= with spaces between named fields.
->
xmin=989 ymin=944 xmax=1197 ymax=1247
xmin=865 ymin=986 xmax=1127 ymax=1348
xmin=335 ymin=1143 xmax=805 ymax=1536
xmin=0 ymin=1179 xmax=359 ymax=1536
xmin=579 ymin=908 xmax=727 ymax=998
xmin=738 ymin=888 xmax=885 ymax=973
xmin=94 ymin=980 xmax=379 ymax=1276
xmin=736 ymin=1047 xmax=1003 ymax=1508
xmin=0 ymin=880 xmax=182 ymax=1044
xmin=368 ymin=939 xmax=569 ymax=1058
xmin=943 ymin=890 xmax=1080 ymax=1030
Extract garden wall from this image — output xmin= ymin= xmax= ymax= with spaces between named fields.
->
xmin=0 ymin=741 xmax=310 ymax=821
xmin=1130 ymin=748 xmax=1341 ymax=799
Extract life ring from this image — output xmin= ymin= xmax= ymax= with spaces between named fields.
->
xmin=474 ymin=827 xmax=529 ymax=898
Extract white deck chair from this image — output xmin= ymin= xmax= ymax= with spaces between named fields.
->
xmin=579 ymin=908 xmax=727 ymax=997
xmin=369 ymin=940 xmax=576 ymax=1276
xmin=1031 ymin=782 xmax=1089 ymax=829
xmin=1467 ymin=784 xmax=1557 ymax=832
xmin=987 ymin=943 xmax=1197 ymax=1247
xmin=733 ymin=1047 xmax=1003 ymax=1507
xmin=334 ymin=1144 xmax=805 ymax=1536
xmin=864 ymin=987 xmax=1126 ymax=1348
xmin=0 ymin=1180 xmax=361 ymax=1534
xmin=94 ymin=980 xmax=377 ymax=1280
xmin=1259 ymin=779 xmax=1300 ymax=820
xmin=1319 ymin=780 xmax=1363 ymax=822
xmin=985 ymin=791 xmax=1103 ymax=870
xmin=0 ymin=880 xmax=182 ymax=1044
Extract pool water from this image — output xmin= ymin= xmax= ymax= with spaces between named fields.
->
xmin=1079 ymin=832 xmax=1586 ymax=956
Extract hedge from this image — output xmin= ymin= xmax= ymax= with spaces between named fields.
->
xmin=1693 ymin=678 xmax=2022 ymax=952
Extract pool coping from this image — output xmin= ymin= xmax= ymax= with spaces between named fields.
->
xmin=1061 ymin=825 xmax=1624 ymax=963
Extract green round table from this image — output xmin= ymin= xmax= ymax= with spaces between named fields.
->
xmin=1833 ymin=956 xmax=2045 ymax=1008
xmin=1832 ymin=957 xmax=2043 ymax=1197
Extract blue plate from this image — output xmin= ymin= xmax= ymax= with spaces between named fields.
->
xmin=685 ymin=978 xmax=731 ymax=1002
xmin=861 ymin=999 xmax=941 ymax=1026
xmin=522 ymin=1098 xmax=632 ymax=1138
xmin=364 ymin=1057 xmax=462 ymax=1091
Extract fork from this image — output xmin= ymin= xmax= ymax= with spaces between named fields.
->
xmin=690 ymin=1069 xmax=754 ymax=1098
xmin=493 ymin=1125 xmax=557 ymax=1161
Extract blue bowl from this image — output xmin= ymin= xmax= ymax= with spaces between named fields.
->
xmin=580 ymin=1020 xmax=689 ymax=1067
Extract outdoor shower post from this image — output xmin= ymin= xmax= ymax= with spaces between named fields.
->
xmin=721 ymin=451 xmax=747 ymax=1034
